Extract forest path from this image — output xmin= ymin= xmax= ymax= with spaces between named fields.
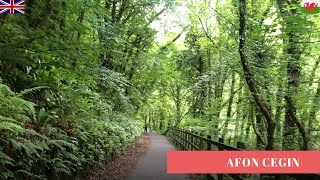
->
xmin=127 ymin=133 xmax=190 ymax=180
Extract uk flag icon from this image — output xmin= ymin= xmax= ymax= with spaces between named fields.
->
xmin=0 ymin=0 xmax=24 ymax=14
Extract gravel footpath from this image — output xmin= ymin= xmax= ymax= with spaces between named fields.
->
xmin=127 ymin=133 xmax=190 ymax=180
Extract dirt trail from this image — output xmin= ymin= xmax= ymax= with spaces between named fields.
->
xmin=88 ymin=134 xmax=150 ymax=180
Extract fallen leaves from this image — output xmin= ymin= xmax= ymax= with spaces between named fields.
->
xmin=87 ymin=133 xmax=150 ymax=180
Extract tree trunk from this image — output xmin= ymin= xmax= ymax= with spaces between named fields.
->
xmin=207 ymin=49 xmax=214 ymax=121
xmin=285 ymin=96 xmax=308 ymax=150
xmin=238 ymin=0 xmax=276 ymax=150
xmin=276 ymin=0 xmax=306 ymax=150
xmin=234 ymin=78 xmax=243 ymax=142
xmin=308 ymin=84 xmax=320 ymax=139
xmin=77 ymin=9 xmax=86 ymax=40
xmin=275 ymin=86 xmax=284 ymax=150
xmin=255 ymin=107 xmax=266 ymax=149
xmin=222 ymin=71 xmax=236 ymax=137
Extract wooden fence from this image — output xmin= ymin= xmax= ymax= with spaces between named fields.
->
xmin=167 ymin=128 xmax=320 ymax=180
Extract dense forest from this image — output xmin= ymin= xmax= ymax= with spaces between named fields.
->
xmin=0 ymin=0 xmax=319 ymax=179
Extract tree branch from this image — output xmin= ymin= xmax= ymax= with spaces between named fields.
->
xmin=147 ymin=8 xmax=166 ymax=26
xmin=198 ymin=17 xmax=222 ymax=53
xmin=160 ymin=29 xmax=186 ymax=51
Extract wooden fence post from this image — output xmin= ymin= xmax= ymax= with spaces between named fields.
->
xmin=184 ymin=129 xmax=187 ymax=150
xmin=218 ymin=138 xmax=224 ymax=150
xmin=218 ymin=138 xmax=224 ymax=180
xmin=177 ymin=129 xmax=181 ymax=149
xmin=200 ymin=133 xmax=204 ymax=150
xmin=237 ymin=141 xmax=255 ymax=179
xmin=191 ymin=130 xmax=194 ymax=150
xmin=207 ymin=135 xmax=212 ymax=150
xmin=175 ymin=128 xmax=178 ymax=146
xmin=180 ymin=129 xmax=184 ymax=150
xmin=195 ymin=132 xmax=199 ymax=149
xmin=237 ymin=142 xmax=245 ymax=149
xmin=186 ymin=130 xmax=188 ymax=149
xmin=181 ymin=129 xmax=184 ymax=149
xmin=206 ymin=136 xmax=214 ymax=180
xmin=188 ymin=130 xmax=191 ymax=150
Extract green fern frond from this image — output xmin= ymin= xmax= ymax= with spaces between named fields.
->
xmin=16 ymin=170 xmax=45 ymax=179
xmin=0 ymin=84 xmax=14 ymax=97
xmin=9 ymin=139 xmax=22 ymax=151
xmin=0 ymin=150 xmax=14 ymax=166
xmin=12 ymin=114 xmax=31 ymax=122
xmin=0 ymin=115 xmax=18 ymax=123
xmin=24 ymin=129 xmax=48 ymax=139
xmin=23 ymin=102 xmax=36 ymax=119
xmin=19 ymin=142 xmax=40 ymax=158
xmin=52 ymin=158 xmax=71 ymax=174
xmin=37 ymin=140 xmax=50 ymax=151
xmin=0 ymin=170 xmax=14 ymax=179
xmin=17 ymin=86 xmax=49 ymax=97
xmin=0 ymin=121 xmax=24 ymax=134
xmin=48 ymin=139 xmax=74 ymax=149
xmin=9 ymin=96 xmax=36 ymax=119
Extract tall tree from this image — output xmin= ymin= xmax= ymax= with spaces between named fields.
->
xmin=238 ymin=0 xmax=276 ymax=150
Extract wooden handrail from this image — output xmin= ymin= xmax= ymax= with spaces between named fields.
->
xmin=167 ymin=127 xmax=320 ymax=180
xmin=178 ymin=128 xmax=242 ymax=151
xmin=167 ymin=127 xmax=245 ymax=180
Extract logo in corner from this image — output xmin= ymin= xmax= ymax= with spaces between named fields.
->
xmin=301 ymin=0 xmax=320 ymax=14
xmin=0 ymin=0 xmax=24 ymax=14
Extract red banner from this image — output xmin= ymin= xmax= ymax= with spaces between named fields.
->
xmin=167 ymin=151 xmax=320 ymax=174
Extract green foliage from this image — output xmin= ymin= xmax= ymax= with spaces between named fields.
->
xmin=0 ymin=83 xmax=141 ymax=179
xmin=2 ymin=0 xmax=320 ymax=178
xmin=140 ymin=0 xmax=320 ymax=151
xmin=0 ymin=0 xmax=170 ymax=178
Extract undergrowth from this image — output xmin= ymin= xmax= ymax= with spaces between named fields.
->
xmin=0 ymin=83 xmax=141 ymax=180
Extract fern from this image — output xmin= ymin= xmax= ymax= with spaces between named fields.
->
xmin=47 ymin=139 xmax=75 ymax=149
xmin=24 ymin=129 xmax=48 ymax=139
xmin=19 ymin=142 xmax=40 ymax=158
xmin=12 ymin=114 xmax=31 ymax=123
xmin=0 ymin=84 xmax=14 ymax=97
xmin=0 ymin=150 xmax=14 ymax=166
xmin=0 ymin=80 xmax=142 ymax=179
xmin=0 ymin=115 xmax=19 ymax=123
xmin=0 ymin=121 xmax=24 ymax=134
xmin=16 ymin=170 xmax=45 ymax=180
xmin=0 ymin=83 xmax=36 ymax=121
xmin=9 ymin=139 xmax=22 ymax=151
xmin=51 ymin=158 xmax=72 ymax=175
xmin=16 ymin=86 xmax=49 ymax=97
xmin=0 ymin=170 xmax=14 ymax=179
